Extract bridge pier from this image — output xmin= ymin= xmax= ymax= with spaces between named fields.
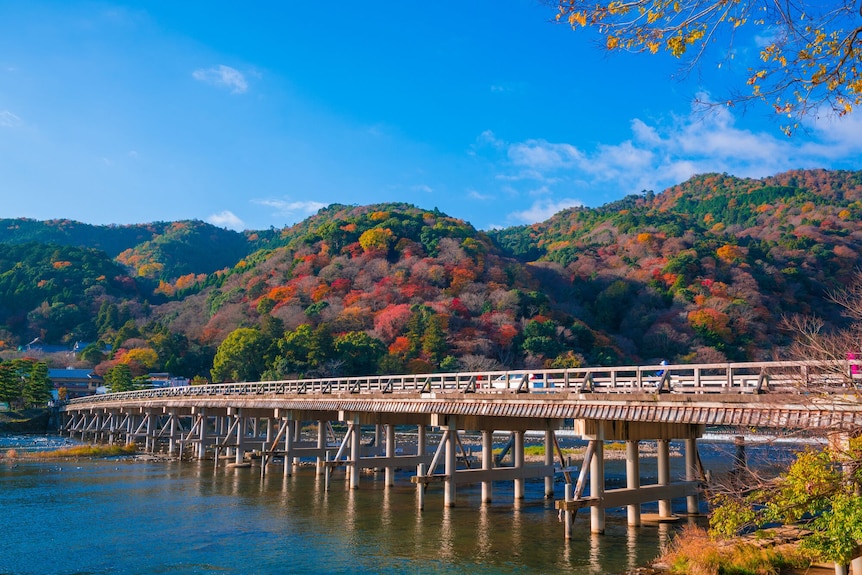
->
xmin=557 ymin=420 xmax=704 ymax=538
xmin=626 ymin=440 xmax=641 ymax=526
xmin=657 ymin=439 xmax=672 ymax=518
xmin=481 ymin=429 xmax=493 ymax=503
xmin=590 ymin=431 xmax=605 ymax=534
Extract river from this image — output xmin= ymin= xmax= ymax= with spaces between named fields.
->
xmin=0 ymin=433 xmax=805 ymax=575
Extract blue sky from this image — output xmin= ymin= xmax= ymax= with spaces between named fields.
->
xmin=2 ymin=2 xmax=861 ymax=232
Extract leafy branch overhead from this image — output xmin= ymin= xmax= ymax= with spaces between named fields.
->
xmin=553 ymin=0 xmax=862 ymax=130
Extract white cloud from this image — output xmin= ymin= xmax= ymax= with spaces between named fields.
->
xmin=481 ymin=97 xmax=862 ymax=225
xmin=0 ymin=110 xmax=22 ymax=127
xmin=254 ymin=199 xmax=326 ymax=222
xmin=412 ymin=184 xmax=433 ymax=193
xmin=192 ymin=65 xmax=249 ymax=94
xmin=467 ymin=190 xmax=492 ymax=200
xmin=509 ymin=198 xmax=583 ymax=224
xmin=207 ymin=210 xmax=246 ymax=231
xmin=508 ymin=140 xmax=583 ymax=170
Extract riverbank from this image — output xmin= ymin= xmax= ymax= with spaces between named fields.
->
xmin=0 ymin=408 xmax=53 ymax=433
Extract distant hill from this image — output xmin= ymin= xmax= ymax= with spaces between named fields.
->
xmin=1 ymin=169 xmax=860 ymax=381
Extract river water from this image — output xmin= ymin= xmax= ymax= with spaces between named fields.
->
xmin=0 ymin=434 xmax=803 ymax=575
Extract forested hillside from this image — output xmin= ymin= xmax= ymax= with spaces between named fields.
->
xmin=1 ymin=169 xmax=860 ymax=383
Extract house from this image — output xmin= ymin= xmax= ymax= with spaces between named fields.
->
xmin=48 ymin=367 xmax=103 ymax=398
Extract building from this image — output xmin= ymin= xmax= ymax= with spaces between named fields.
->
xmin=48 ymin=367 xmax=103 ymax=399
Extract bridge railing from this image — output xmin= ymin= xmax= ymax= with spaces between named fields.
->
xmin=64 ymin=360 xmax=861 ymax=407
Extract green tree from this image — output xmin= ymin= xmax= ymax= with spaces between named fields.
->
xmin=334 ymin=331 xmax=385 ymax=376
xmin=105 ymin=363 xmax=134 ymax=393
xmin=0 ymin=362 xmax=21 ymax=404
xmin=421 ymin=315 xmax=448 ymax=365
xmin=551 ymin=0 xmax=862 ymax=128
xmin=22 ymin=361 xmax=51 ymax=407
xmin=211 ymin=328 xmax=269 ymax=383
xmin=710 ymin=445 xmax=862 ymax=569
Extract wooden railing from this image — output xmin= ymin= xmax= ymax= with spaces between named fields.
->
xmin=66 ymin=360 xmax=861 ymax=407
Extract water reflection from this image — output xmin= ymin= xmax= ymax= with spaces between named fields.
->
xmin=4 ymin=434 xmax=755 ymax=575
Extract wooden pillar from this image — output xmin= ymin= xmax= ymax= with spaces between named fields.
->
xmin=145 ymin=411 xmax=154 ymax=453
xmin=657 ymin=439 xmax=672 ymax=517
xmin=168 ymin=410 xmax=177 ymax=455
xmin=292 ymin=420 xmax=302 ymax=465
xmin=514 ymin=430 xmax=525 ymax=500
xmin=590 ymin=438 xmax=605 ymax=533
xmin=385 ymin=424 xmax=396 ymax=487
xmin=417 ymin=424 xmax=426 ymax=458
xmin=197 ymin=409 xmax=207 ymax=460
xmin=544 ymin=429 xmax=555 ymax=499
xmin=481 ymin=429 xmax=494 ymax=503
xmin=685 ymin=438 xmax=699 ymax=515
xmin=284 ymin=416 xmax=294 ymax=476
xmin=316 ymin=420 xmax=326 ymax=476
xmin=444 ymin=429 xmax=456 ymax=507
xmin=234 ymin=411 xmax=244 ymax=465
xmin=349 ymin=420 xmax=361 ymax=489
xmin=626 ymin=440 xmax=641 ymax=526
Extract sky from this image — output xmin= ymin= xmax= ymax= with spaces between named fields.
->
xmin=1 ymin=2 xmax=861 ymax=232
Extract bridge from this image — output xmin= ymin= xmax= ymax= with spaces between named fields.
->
xmin=61 ymin=360 xmax=862 ymax=537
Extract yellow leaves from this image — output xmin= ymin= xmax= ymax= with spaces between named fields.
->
xmin=606 ymin=35 xmax=620 ymax=49
xmin=568 ymin=11 xmax=587 ymax=27
xmin=647 ymin=41 xmax=661 ymax=54
xmin=646 ymin=10 xmax=663 ymax=24
xmin=666 ymin=36 xmax=685 ymax=57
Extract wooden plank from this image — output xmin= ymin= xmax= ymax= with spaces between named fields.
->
xmin=555 ymin=481 xmax=700 ymax=511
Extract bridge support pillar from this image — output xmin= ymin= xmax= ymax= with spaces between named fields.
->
xmin=481 ymin=429 xmax=493 ymax=503
xmin=349 ymin=419 xmax=361 ymax=489
xmin=293 ymin=421 xmax=302 ymax=466
xmin=284 ymin=416 xmax=294 ymax=476
xmin=197 ymin=409 xmax=207 ymax=460
xmin=385 ymin=424 xmax=396 ymax=487
xmin=444 ymin=428 xmax=456 ymax=507
xmin=544 ymin=429 xmax=554 ymax=499
xmin=233 ymin=410 xmax=245 ymax=465
xmin=126 ymin=412 xmax=134 ymax=447
xmin=626 ymin=440 xmax=641 ymax=526
xmin=168 ymin=410 xmax=177 ymax=455
xmin=658 ymin=439 xmax=672 ymax=518
xmin=316 ymin=420 xmax=326 ymax=476
xmin=685 ymin=438 xmax=699 ymax=515
xmin=417 ymin=424 xmax=426 ymax=458
xmin=514 ymin=430 xmax=525 ymax=500
xmin=590 ymin=438 xmax=605 ymax=534
xmin=146 ymin=410 xmax=154 ymax=453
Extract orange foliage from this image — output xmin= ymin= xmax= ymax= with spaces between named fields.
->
xmin=266 ymin=285 xmax=296 ymax=303
xmin=389 ymin=336 xmax=411 ymax=357
xmin=311 ymin=283 xmax=330 ymax=302
xmin=688 ymin=308 xmax=732 ymax=341
xmin=52 ymin=261 xmax=72 ymax=269
xmin=716 ymin=244 xmax=746 ymax=263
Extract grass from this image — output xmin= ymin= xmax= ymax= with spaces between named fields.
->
xmin=33 ymin=444 xmax=138 ymax=459
xmin=660 ymin=525 xmax=811 ymax=575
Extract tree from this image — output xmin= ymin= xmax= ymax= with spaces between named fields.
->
xmin=105 ymin=363 xmax=134 ymax=392
xmin=551 ymin=0 xmax=862 ymax=128
xmin=22 ymin=361 xmax=51 ymax=407
xmin=333 ymin=331 xmax=386 ymax=376
xmin=211 ymin=327 xmax=268 ymax=383
xmin=707 ymin=270 xmax=862 ymax=572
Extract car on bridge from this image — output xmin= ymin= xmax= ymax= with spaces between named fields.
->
xmin=488 ymin=373 xmax=553 ymax=391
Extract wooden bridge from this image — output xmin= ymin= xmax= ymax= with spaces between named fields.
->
xmin=61 ymin=360 xmax=862 ymax=537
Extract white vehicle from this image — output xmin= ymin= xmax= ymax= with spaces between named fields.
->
xmin=489 ymin=373 xmax=552 ymax=390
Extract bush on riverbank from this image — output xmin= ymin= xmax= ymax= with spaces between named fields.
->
xmin=660 ymin=526 xmax=811 ymax=575
xmin=36 ymin=444 xmax=138 ymax=458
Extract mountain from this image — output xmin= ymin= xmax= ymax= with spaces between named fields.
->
xmin=1 ymin=169 xmax=860 ymax=381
